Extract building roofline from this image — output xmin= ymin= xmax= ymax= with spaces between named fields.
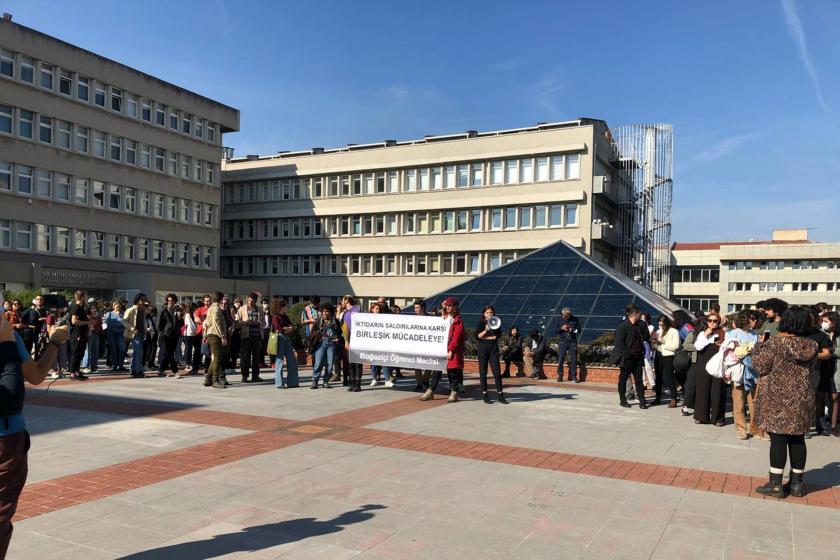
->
xmin=228 ymin=119 xmax=603 ymax=163
xmin=671 ymin=240 xmax=816 ymax=251
xmin=1 ymin=17 xmax=239 ymax=114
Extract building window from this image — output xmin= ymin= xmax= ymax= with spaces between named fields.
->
xmin=75 ymin=126 xmax=89 ymax=153
xmin=550 ymin=155 xmax=565 ymax=180
xmin=566 ymin=154 xmax=580 ymax=179
xmin=141 ymin=144 xmax=151 ymax=168
xmin=470 ymin=209 xmax=482 ymax=231
xmin=18 ymin=57 xmax=35 ymax=84
xmin=77 ymin=76 xmax=89 ymax=101
xmin=55 ymin=173 xmax=71 ymax=201
xmin=418 ymin=169 xmax=429 ymax=191
xmin=124 ymin=188 xmax=136 ymax=213
xmin=156 ymin=104 xmax=166 ymax=126
xmin=0 ymin=161 xmax=9 ymax=191
xmin=140 ymin=191 xmax=150 ymax=215
xmin=16 ymin=222 xmax=32 ymax=250
xmin=491 ymin=208 xmax=502 ymax=230
xmin=0 ymin=220 xmax=12 ymax=248
xmin=74 ymin=178 xmax=89 ymax=205
xmin=182 ymin=156 xmax=191 ymax=179
xmin=126 ymin=140 xmax=136 ymax=165
xmin=549 ymin=204 xmax=563 ymax=227
xmin=94 ymin=85 xmax=106 ymax=107
xmin=444 ymin=165 xmax=455 ymax=189
xmin=519 ymin=207 xmax=532 ymax=228
xmin=457 ymin=165 xmax=469 ymax=188
xmin=58 ymin=70 xmax=72 ymax=95
xmin=108 ymin=185 xmax=121 ymax=210
xmin=126 ymin=94 xmax=137 ymax=117
xmin=535 ymin=157 xmax=549 ymax=181
xmin=154 ymin=194 xmax=164 ymax=218
xmin=505 ymin=160 xmax=518 ymax=184
xmin=38 ymin=116 xmax=52 ymax=144
xmin=35 ymin=169 xmax=51 ymax=198
xmin=111 ymin=88 xmax=122 ymax=112
xmin=565 ymin=204 xmax=578 ymax=226
xmin=490 ymin=161 xmax=503 ymax=185
xmin=141 ymin=100 xmax=152 ymax=121
xmin=16 ymin=165 xmax=32 ymax=195
xmin=182 ymin=114 xmax=191 ymax=134
xmin=169 ymin=110 xmax=178 ymax=130
xmin=207 ymin=123 xmax=216 ymax=143
xmin=470 ymin=254 xmax=480 ymax=274
xmin=153 ymin=240 xmax=163 ymax=262
xmin=504 ymin=207 xmax=517 ymax=230
xmin=471 ymin=163 xmax=484 ymax=186
xmin=0 ymin=49 xmax=13 ymax=77
xmin=124 ymin=236 xmax=136 ymax=261
xmin=39 ymin=63 xmax=53 ymax=90
xmin=18 ymin=110 xmax=33 ymax=139
xmin=57 ymin=120 xmax=71 ymax=148
xmin=38 ymin=227 xmax=55 ymax=255
xmin=520 ymin=159 xmax=534 ymax=183
xmin=139 ymin=238 xmax=149 ymax=261
xmin=110 ymin=136 xmax=122 ymax=161
xmin=534 ymin=206 xmax=547 ymax=227
xmin=93 ymin=131 xmax=106 ymax=157
xmin=155 ymin=148 xmax=165 ymax=172
xmin=56 ymin=227 xmax=70 ymax=254
xmin=0 ymin=104 xmax=9 ymax=134
xmin=92 ymin=181 xmax=105 ymax=207
xmin=108 ymin=235 xmax=121 ymax=259
xmin=74 ymin=230 xmax=88 ymax=256
xmin=404 ymin=169 xmax=416 ymax=191
xmin=168 ymin=152 xmax=178 ymax=175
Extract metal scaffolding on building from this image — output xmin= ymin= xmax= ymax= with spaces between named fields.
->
xmin=612 ymin=123 xmax=674 ymax=298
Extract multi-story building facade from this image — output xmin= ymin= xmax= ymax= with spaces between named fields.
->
xmin=0 ymin=16 xmax=263 ymax=304
xmin=671 ymin=229 xmax=840 ymax=313
xmin=221 ymin=119 xmax=638 ymax=306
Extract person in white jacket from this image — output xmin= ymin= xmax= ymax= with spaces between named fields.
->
xmin=653 ymin=316 xmax=681 ymax=407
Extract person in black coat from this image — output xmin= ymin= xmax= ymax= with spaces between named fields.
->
xmin=610 ymin=304 xmax=651 ymax=409
xmin=525 ymin=329 xmax=548 ymax=379
xmin=556 ymin=307 xmax=580 ymax=383
xmin=157 ymin=294 xmax=182 ymax=376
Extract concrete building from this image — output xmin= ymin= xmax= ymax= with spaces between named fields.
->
xmin=671 ymin=229 xmax=840 ymax=313
xmin=0 ymin=16 xmax=263 ymax=304
xmin=221 ymin=119 xmax=641 ymax=307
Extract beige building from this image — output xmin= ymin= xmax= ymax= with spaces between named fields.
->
xmin=671 ymin=229 xmax=840 ymax=313
xmin=0 ymin=16 xmax=265 ymax=304
xmin=221 ymin=119 xmax=631 ymax=307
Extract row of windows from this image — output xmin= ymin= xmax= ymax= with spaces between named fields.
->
xmin=223 ymin=153 xmax=581 ymax=204
xmin=0 ymin=48 xmax=220 ymax=145
xmin=673 ymin=268 xmax=721 ymax=283
xmin=727 ymin=282 xmax=838 ymax=293
xmin=0 ymin=104 xmax=217 ymax=186
xmin=0 ymin=220 xmax=216 ymax=269
xmin=727 ymin=302 xmax=840 ymax=312
xmin=223 ymin=250 xmax=527 ymax=278
xmin=0 ymin=159 xmax=217 ymax=227
xmin=726 ymin=260 xmax=839 ymax=271
xmin=675 ymin=298 xmax=719 ymax=312
xmin=223 ymin=203 xmax=580 ymax=242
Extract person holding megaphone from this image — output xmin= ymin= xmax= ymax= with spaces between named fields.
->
xmin=476 ymin=306 xmax=508 ymax=404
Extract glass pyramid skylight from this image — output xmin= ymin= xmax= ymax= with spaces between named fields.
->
xmin=424 ymin=240 xmax=684 ymax=343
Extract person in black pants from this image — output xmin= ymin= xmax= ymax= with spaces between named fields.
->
xmin=157 ymin=294 xmax=181 ymax=376
xmin=476 ymin=306 xmax=507 ymax=404
xmin=67 ymin=290 xmax=90 ymax=381
xmin=692 ymin=313 xmax=726 ymax=426
xmin=556 ymin=307 xmax=580 ymax=382
xmin=610 ymin=304 xmax=650 ymax=409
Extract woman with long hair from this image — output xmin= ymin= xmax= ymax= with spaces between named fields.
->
xmin=752 ymin=306 xmax=818 ymax=498
xmin=309 ymin=303 xmax=341 ymax=389
xmin=692 ymin=312 xmax=727 ymax=425
xmin=270 ymin=299 xmax=298 ymax=389
xmin=421 ymin=296 xmax=465 ymax=403
xmin=653 ymin=315 xmax=680 ymax=407
xmin=476 ymin=305 xmax=507 ymax=404
xmin=177 ymin=302 xmax=201 ymax=378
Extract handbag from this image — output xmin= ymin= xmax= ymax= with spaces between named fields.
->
xmin=643 ymin=357 xmax=656 ymax=389
xmin=267 ymin=331 xmax=279 ymax=355
xmin=673 ymin=349 xmax=691 ymax=373
xmin=705 ymin=345 xmax=726 ymax=378
xmin=307 ymin=329 xmax=322 ymax=354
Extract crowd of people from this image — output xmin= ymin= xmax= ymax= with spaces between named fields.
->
xmin=3 ymin=289 xmax=837 ymax=503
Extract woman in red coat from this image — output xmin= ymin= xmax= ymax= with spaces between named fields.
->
xmin=421 ymin=296 xmax=465 ymax=403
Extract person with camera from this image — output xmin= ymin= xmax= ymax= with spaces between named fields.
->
xmin=21 ymin=296 xmax=47 ymax=357
xmin=556 ymin=307 xmax=580 ymax=383
xmin=309 ymin=303 xmax=340 ymax=389
xmin=476 ymin=306 xmax=507 ymax=404
xmin=66 ymin=290 xmax=90 ymax=381
xmin=500 ymin=326 xmax=523 ymax=378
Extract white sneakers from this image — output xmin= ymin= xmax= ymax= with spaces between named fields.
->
xmin=369 ymin=379 xmax=380 ymax=387
xmin=384 ymin=380 xmax=395 ymax=388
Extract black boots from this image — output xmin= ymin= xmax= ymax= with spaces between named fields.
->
xmin=755 ymin=472 xmax=787 ymax=499
xmin=788 ymin=471 xmax=805 ymax=497
xmin=483 ymin=393 xmax=492 ymax=404
xmin=204 ymin=374 xmax=213 ymax=387
xmin=498 ymin=392 xmax=509 ymax=405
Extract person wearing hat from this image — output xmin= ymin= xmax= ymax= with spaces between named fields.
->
xmin=421 ymin=296 xmax=465 ymax=403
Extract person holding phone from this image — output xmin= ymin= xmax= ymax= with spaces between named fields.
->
xmin=692 ymin=313 xmax=727 ymax=425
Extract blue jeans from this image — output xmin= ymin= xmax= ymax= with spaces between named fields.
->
xmin=82 ymin=335 xmax=100 ymax=371
xmin=130 ymin=333 xmax=145 ymax=374
xmin=274 ymin=334 xmax=298 ymax=387
xmin=311 ymin=340 xmax=336 ymax=385
xmin=371 ymin=364 xmax=391 ymax=381
xmin=106 ymin=330 xmax=126 ymax=370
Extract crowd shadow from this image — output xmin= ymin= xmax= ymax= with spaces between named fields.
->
xmin=803 ymin=461 xmax=840 ymax=488
xmin=117 ymin=504 xmax=386 ymax=560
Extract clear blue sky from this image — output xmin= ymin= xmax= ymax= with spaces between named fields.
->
xmin=6 ymin=0 xmax=839 ymax=243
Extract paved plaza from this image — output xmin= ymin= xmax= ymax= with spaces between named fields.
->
xmin=10 ymin=370 xmax=840 ymax=559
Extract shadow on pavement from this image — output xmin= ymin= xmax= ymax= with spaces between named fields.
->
xmin=117 ymin=504 xmax=386 ymax=560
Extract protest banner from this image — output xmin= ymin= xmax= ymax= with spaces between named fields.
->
xmin=349 ymin=313 xmax=450 ymax=371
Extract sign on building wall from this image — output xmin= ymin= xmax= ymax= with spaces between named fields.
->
xmin=349 ymin=313 xmax=450 ymax=371
xmin=41 ymin=268 xmax=115 ymax=290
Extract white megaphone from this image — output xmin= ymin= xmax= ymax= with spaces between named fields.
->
xmin=487 ymin=315 xmax=502 ymax=330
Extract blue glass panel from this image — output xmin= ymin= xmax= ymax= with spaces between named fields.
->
xmin=565 ymin=275 xmax=605 ymax=294
xmin=575 ymin=259 xmax=602 ymax=275
xmin=471 ymin=275 xmax=510 ymax=294
xmin=528 ymin=246 xmax=556 ymax=259
xmin=599 ymin=277 xmax=632 ymax=296
xmin=532 ymin=275 xmax=571 ymax=294
xmin=444 ymin=278 xmax=478 ymax=296
xmin=457 ymin=296 xmax=487 ymax=315
xmin=489 ymin=294 xmax=528 ymax=315
xmin=544 ymin=258 xmax=580 ymax=275
xmin=500 ymin=276 xmax=538 ymax=295
xmin=460 ymin=314 xmax=480 ymax=329
xmin=550 ymin=243 xmax=580 ymax=259
xmin=520 ymin=297 xmax=560 ymax=314
xmin=584 ymin=315 xmax=624 ymax=331
xmin=513 ymin=258 xmax=550 ymax=276
xmin=591 ymin=295 xmax=635 ymax=316
xmin=557 ymin=295 xmax=595 ymax=316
